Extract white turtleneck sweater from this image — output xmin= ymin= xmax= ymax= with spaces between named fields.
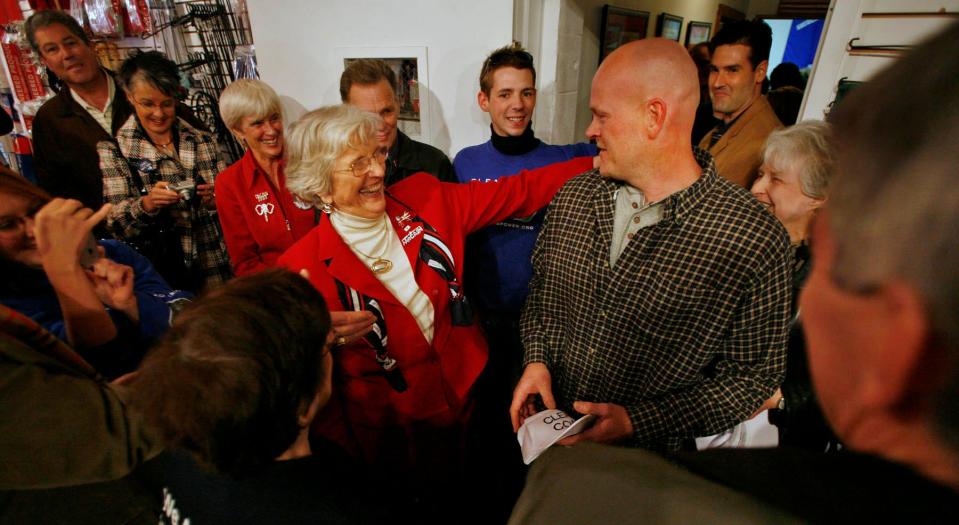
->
xmin=330 ymin=210 xmax=435 ymax=343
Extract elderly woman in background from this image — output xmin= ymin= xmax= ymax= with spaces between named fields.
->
xmin=278 ymin=104 xmax=592 ymax=513
xmin=751 ymin=120 xmax=839 ymax=451
xmin=0 ymin=168 xmax=190 ymax=378
xmin=98 ymin=51 xmax=231 ymax=293
xmin=215 ymin=79 xmax=314 ymax=276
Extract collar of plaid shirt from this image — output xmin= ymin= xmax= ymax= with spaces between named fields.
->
xmin=608 ymin=147 xmax=720 ymax=226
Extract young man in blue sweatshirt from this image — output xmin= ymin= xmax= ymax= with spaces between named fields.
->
xmin=455 ymin=42 xmax=594 ymax=522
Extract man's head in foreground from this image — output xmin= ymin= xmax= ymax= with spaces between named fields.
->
xmin=803 ymin=21 xmax=959 ymax=488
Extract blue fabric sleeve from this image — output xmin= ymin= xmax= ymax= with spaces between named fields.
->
xmin=100 ymin=240 xmax=193 ymax=340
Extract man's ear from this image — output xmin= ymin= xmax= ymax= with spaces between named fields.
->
xmin=863 ymin=281 xmax=933 ymax=415
xmin=477 ymin=90 xmax=491 ymax=113
xmin=645 ymin=98 xmax=668 ymax=139
xmin=754 ymin=60 xmax=769 ymax=85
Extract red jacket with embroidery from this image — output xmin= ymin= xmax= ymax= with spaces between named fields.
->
xmin=215 ymin=150 xmax=315 ymax=276
xmin=278 ymin=157 xmax=593 ymax=458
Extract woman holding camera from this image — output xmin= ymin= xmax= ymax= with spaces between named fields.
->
xmin=99 ymin=51 xmax=231 ymax=292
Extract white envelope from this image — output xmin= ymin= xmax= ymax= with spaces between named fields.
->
xmin=517 ymin=409 xmax=597 ymax=464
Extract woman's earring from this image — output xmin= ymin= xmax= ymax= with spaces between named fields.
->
xmin=320 ymin=200 xmax=334 ymax=215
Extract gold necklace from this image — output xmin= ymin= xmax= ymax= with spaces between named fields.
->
xmin=349 ymin=217 xmax=393 ymax=274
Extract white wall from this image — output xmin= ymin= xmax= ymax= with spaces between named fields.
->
xmin=517 ymin=0 xmax=587 ymax=146
xmin=246 ymin=0 xmax=514 ymax=157
xmin=800 ymin=0 xmax=959 ymax=121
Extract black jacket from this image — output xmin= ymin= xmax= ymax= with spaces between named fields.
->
xmin=386 ymin=130 xmax=455 ymax=187
xmin=32 ymin=73 xmax=134 ymax=211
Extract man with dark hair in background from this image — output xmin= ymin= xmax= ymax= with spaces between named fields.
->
xmin=510 ymin=22 xmax=959 ymax=525
xmin=340 ymin=59 xmax=455 ymax=186
xmin=699 ymin=19 xmax=782 ymax=188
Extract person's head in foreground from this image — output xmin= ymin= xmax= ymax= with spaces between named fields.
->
xmin=804 ymin=20 xmax=959 ymax=489
xmin=131 ymin=268 xmax=333 ymax=476
xmin=751 ymin=120 xmax=834 ymax=244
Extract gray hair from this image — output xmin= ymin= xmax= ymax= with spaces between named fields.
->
xmin=218 ymin=79 xmax=282 ymax=132
xmin=761 ymin=120 xmax=835 ymax=200
xmin=285 ymin=104 xmax=381 ymax=205
xmin=25 ymin=10 xmax=89 ymax=55
xmin=828 ymin=21 xmax=959 ymax=452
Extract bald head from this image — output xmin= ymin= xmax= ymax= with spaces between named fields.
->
xmin=587 ymin=38 xmax=703 ymax=191
xmin=596 ymin=39 xmax=700 ymax=132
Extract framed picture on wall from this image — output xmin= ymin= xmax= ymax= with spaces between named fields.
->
xmin=686 ymin=21 xmax=712 ymax=46
xmin=335 ymin=46 xmax=431 ymax=142
xmin=599 ymin=5 xmax=650 ymax=62
xmin=656 ymin=12 xmax=684 ymax=42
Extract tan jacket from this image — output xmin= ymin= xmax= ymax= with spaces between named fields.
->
xmin=699 ymin=95 xmax=783 ymax=188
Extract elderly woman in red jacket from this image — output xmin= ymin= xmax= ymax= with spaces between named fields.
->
xmin=278 ymin=104 xmax=593 ymax=509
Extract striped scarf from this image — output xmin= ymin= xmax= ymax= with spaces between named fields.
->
xmin=325 ymin=200 xmax=472 ymax=391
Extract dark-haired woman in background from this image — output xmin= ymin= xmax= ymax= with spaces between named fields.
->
xmin=98 ymin=51 xmax=231 ymax=293
xmin=132 ymin=269 xmax=386 ymax=524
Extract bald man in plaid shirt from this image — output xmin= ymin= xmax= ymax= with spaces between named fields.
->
xmin=510 ymin=39 xmax=792 ymax=452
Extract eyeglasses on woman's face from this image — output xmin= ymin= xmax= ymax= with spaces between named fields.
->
xmin=336 ymin=147 xmax=389 ymax=177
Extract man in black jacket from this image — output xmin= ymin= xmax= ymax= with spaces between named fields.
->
xmin=340 ymin=58 xmax=455 ymax=186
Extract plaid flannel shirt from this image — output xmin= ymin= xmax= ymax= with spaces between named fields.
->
xmin=99 ymin=116 xmax=231 ymax=287
xmin=521 ymin=149 xmax=791 ymax=451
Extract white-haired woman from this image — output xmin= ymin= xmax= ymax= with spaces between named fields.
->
xmin=215 ymin=79 xmax=315 ymax=277
xmin=752 ymin=120 xmax=839 ymax=451
xmin=278 ymin=104 xmax=593 ymax=507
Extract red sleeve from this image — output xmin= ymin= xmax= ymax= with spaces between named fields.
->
xmin=446 ymin=156 xmax=593 ymax=234
xmin=215 ymin=164 xmax=267 ymax=277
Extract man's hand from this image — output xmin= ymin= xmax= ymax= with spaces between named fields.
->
xmin=510 ymin=362 xmax=556 ymax=431
xmin=751 ymin=387 xmax=783 ymax=419
xmin=557 ymin=401 xmax=633 ymax=445
xmin=89 ymin=257 xmax=139 ymax=321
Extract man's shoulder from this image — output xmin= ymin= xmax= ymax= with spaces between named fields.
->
xmin=453 ymin=140 xmax=492 ymax=161
xmin=553 ymin=168 xmax=605 ymax=201
xmin=542 ymin=141 xmax=598 ymax=158
xmin=675 ymin=447 xmax=959 ymax=524
xmin=511 ymin=443 xmax=804 ymax=525
xmin=698 ymin=174 xmax=790 ymax=250
xmin=401 ymin=133 xmax=449 ymax=163
xmin=739 ymin=96 xmax=783 ymax=135
xmin=33 ymin=92 xmax=73 ymax=126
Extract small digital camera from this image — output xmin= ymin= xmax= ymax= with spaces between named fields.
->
xmin=168 ymin=180 xmax=196 ymax=201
